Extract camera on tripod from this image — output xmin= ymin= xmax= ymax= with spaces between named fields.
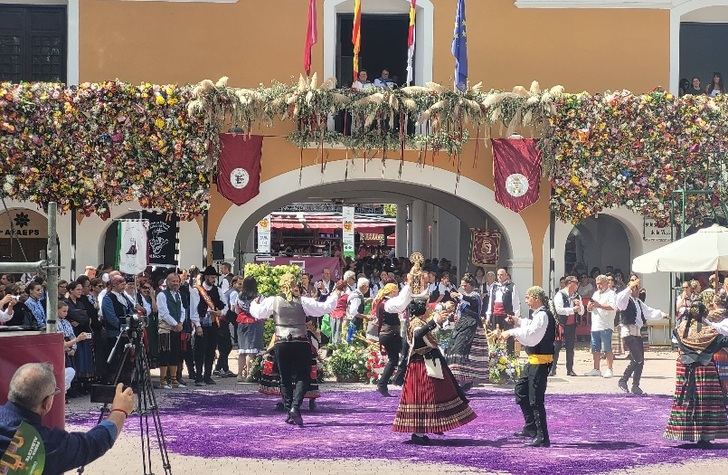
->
xmin=90 ymin=314 xmax=146 ymax=404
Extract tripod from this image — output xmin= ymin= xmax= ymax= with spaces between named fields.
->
xmin=80 ymin=320 xmax=172 ymax=474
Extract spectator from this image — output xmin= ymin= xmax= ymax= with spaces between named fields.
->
xmin=587 ymin=275 xmax=617 ymax=378
xmin=0 ymin=363 xmax=134 ymax=474
xmin=552 ymin=276 xmax=584 ymax=376
xmin=577 ymin=274 xmax=595 ymax=299
xmin=373 ymin=68 xmax=396 ymax=89
xmin=679 ymin=77 xmax=690 ymax=96
xmin=707 ymin=72 xmax=724 ymax=97
xmin=352 ymin=70 xmax=374 ymax=91
xmin=687 ymin=77 xmax=703 ymax=96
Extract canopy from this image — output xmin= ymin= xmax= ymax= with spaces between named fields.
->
xmin=270 ymin=212 xmax=395 ymax=233
xmin=632 ymin=224 xmax=728 ymax=273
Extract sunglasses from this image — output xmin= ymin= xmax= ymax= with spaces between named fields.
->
xmin=45 ymin=385 xmax=62 ymax=399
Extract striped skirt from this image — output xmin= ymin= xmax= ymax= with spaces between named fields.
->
xmin=664 ymin=359 xmax=728 ymax=442
xmin=257 ymin=353 xmax=320 ymax=400
xmin=448 ymin=324 xmax=489 ymax=386
xmin=393 ymin=355 xmax=476 ymax=434
xmin=714 ymin=349 xmax=728 ymax=387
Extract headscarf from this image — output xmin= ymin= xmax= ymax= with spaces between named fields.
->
xmin=279 ymin=273 xmax=298 ymax=301
xmin=370 ymin=283 xmax=398 ymax=317
xmin=678 ymin=302 xmax=719 ymax=352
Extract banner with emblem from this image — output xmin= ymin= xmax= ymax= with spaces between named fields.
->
xmin=470 ymin=228 xmax=500 ymax=266
xmin=217 ymin=134 xmax=263 ymax=206
xmin=116 ymin=219 xmax=149 ymax=275
xmin=491 ymin=137 xmax=542 ymax=213
xmin=342 ymin=206 xmax=355 ymax=259
xmin=257 ymin=214 xmax=272 ymax=254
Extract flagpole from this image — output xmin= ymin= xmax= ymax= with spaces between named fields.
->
xmin=202 ymin=209 xmax=209 ymax=267
xmin=70 ymin=207 xmax=77 ymax=280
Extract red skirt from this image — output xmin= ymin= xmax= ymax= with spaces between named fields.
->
xmin=392 ymin=356 xmax=476 ymax=434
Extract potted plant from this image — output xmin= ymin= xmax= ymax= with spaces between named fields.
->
xmin=326 ymin=344 xmax=368 ymax=383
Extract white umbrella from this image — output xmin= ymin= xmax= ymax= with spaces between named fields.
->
xmin=632 ymin=224 xmax=728 ymax=273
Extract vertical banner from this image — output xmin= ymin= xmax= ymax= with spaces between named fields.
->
xmin=143 ymin=211 xmax=179 ymax=266
xmin=352 ymin=0 xmax=362 ymax=81
xmin=452 ymin=0 xmax=468 ymax=91
xmin=117 ymin=220 xmax=148 ymax=275
xmin=406 ymin=0 xmax=417 ymax=85
xmin=217 ymin=134 xmax=264 ymax=206
xmin=257 ymin=215 xmax=272 ymax=254
xmin=342 ymin=206 xmax=355 ymax=259
xmin=470 ymin=228 xmax=501 ymax=266
xmin=303 ymin=0 xmax=317 ymax=76
xmin=491 ymin=137 xmax=542 ymax=213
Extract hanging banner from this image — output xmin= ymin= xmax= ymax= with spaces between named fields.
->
xmin=116 ymin=220 xmax=148 ymax=275
xmin=217 ymin=134 xmax=263 ymax=206
xmin=342 ymin=206 xmax=355 ymax=258
xmin=492 ymin=137 xmax=542 ymax=213
xmin=257 ymin=215 xmax=272 ymax=254
xmin=142 ymin=212 xmax=179 ymax=266
xmin=470 ymin=228 xmax=500 ymax=266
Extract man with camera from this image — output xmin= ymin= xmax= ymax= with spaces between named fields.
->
xmin=100 ymin=274 xmax=137 ymax=384
xmin=0 ymin=363 xmax=135 ymax=474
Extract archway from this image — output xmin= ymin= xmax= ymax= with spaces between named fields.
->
xmin=216 ymin=160 xmax=534 ymax=300
xmin=564 ymin=214 xmax=631 ymax=280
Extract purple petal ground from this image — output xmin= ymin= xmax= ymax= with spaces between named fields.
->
xmin=67 ymin=388 xmax=728 ymax=474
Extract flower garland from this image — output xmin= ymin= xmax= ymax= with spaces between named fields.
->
xmin=1 ymin=81 xmax=215 ymax=218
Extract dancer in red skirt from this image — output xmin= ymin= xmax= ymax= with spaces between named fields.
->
xmin=664 ymin=302 xmax=728 ymax=447
xmin=393 ymin=298 xmax=476 ymax=445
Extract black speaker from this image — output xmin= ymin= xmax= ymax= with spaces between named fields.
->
xmin=211 ymin=241 xmax=224 ymax=261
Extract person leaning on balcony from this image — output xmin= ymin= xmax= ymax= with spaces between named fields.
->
xmin=352 ymin=70 xmax=374 ymax=91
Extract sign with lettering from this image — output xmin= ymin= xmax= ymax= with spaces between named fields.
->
xmin=257 ymin=215 xmax=271 ymax=254
xmin=142 ymin=212 xmax=179 ymax=266
xmin=342 ymin=206 xmax=355 ymax=258
xmin=0 ymin=209 xmax=48 ymax=239
xmin=643 ymin=218 xmax=674 ymax=242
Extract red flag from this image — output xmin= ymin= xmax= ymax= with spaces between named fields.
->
xmin=352 ymin=0 xmax=362 ymax=81
xmin=303 ymin=0 xmax=317 ymax=76
xmin=491 ymin=137 xmax=542 ymax=213
xmin=217 ymin=134 xmax=263 ymax=206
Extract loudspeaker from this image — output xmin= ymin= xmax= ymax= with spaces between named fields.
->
xmin=211 ymin=241 xmax=224 ymax=261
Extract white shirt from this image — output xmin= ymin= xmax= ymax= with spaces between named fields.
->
xmin=553 ymin=289 xmax=584 ymax=318
xmin=250 ymin=292 xmax=339 ymax=320
xmin=352 ymin=80 xmax=374 ymax=91
xmin=157 ymin=290 xmax=186 ymax=327
xmin=614 ymin=286 xmax=664 ymax=328
xmin=347 ymin=291 xmax=363 ymax=319
xmin=383 ymin=285 xmax=413 ymax=314
xmin=229 ymin=290 xmax=240 ymax=313
xmin=510 ymin=307 xmax=549 ymax=347
xmin=124 ymin=291 xmax=149 ymax=317
xmin=486 ymin=282 xmax=521 ymax=318
xmin=189 ymin=282 xmax=227 ymax=327
xmin=97 ymin=288 xmax=108 ymax=310
xmin=590 ymin=288 xmax=616 ymax=332
xmin=220 ymin=276 xmax=232 ymax=297
xmin=373 ymin=78 xmax=395 ymax=89
xmin=707 ymin=319 xmax=728 ymax=337
xmin=0 ymin=307 xmax=13 ymax=323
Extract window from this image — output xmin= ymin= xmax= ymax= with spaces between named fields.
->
xmin=0 ymin=5 xmax=67 ymax=83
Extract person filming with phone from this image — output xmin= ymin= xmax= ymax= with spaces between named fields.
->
xmin=0 ymin=363 xmax=135 ymax=474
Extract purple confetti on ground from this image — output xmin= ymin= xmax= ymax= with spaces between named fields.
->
xmin=67 ymin=388 xmax=728 ymax=474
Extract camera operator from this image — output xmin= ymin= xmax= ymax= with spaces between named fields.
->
xmin=0 ymin=363 xmax=135 ymax=474
xmin=100 ymin=274 xmax=136 ymax=384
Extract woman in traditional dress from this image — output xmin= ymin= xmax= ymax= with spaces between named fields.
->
xmin=65 ymin=280 xmax=95 ymax=388
xmin=664 ymin=302 xmax=728 ymax=447
xmin=393 ymin=298 xmax=476 ymax=445
xmin=236 ymin=277 xmax=264 ymax=383
xmin=706 ymin=289 xmax=728 ymax=392
xmin=447 ymin=273 xmax=488 ymax=391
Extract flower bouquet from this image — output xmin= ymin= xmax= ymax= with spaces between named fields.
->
xmin=364 ymin=345 xmax=387 ymax=384
xmin=486 ymin=330 xmax=521 ymax=384
xmin=326 ymin=343 xmax=368 ymax=383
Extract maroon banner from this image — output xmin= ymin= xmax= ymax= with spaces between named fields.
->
xmin=491 ymin=137 xmax=542 ymax=213
xmin=217 ymin=134 xmax=263 ymax=206
xmin=470 ymin=229 xmax=500 ymax=266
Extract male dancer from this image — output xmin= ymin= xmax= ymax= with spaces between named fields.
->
xmin=190 ymin=266 xmax=226 ymax=386
xmin=501 ymin=286 xmax=556 ymax=447
xmin=251 ymin=273 xmax=341 ymax=426
xmin=614 ymin=276 xmax=667 ymax=395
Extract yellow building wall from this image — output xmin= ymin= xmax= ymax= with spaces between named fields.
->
xmin=79 ymin=0 xmax=669 ymax=280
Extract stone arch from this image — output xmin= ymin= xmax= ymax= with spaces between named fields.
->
xmin=215 ymin=159 xmax=534 ymax=298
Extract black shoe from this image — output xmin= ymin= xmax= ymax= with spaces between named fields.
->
xmin=308 ymin=398 xmax=317 ymax=411
xmin=618 ymin=380 xmax=629 ymax=393
xmin=377 ymin=385 xmax=392 ymax=397
xmin=513 ymin=429 xmax=537 ymax=438
xmin=566 ymin=371 xmax=577 ymax=377
xmin=204 ymin=379 xmax=216 ymax=385
xmin=631 ymin=385 xmax=645 ymax=396
xmin=549 ymin=368 xmax=556 ymax=377
xmin=410 ymin=434 xmax=430 ymax=445
xmin=275 ymin=402 xmax=286 ymax=412
xmin=288 ymin=409 xmax=303 ymax=427
xmin=194 ymin=380 xmax=204 ymax=387
xmin=212 ymin=369 xmax=222 ymax=376
xmin=696 ymin=440 xmax=713 ymax=449
xmin=527 ymin=436 xmax=551 ymax=447
xmin=461 ymin=382 xmax=473 ymax=393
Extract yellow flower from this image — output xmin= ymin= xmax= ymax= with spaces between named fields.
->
xmin=570 ymin=175 xmax=580 ymax=186
xmin=155 ymin=95 xmax=166 ymax=106
xmin=154 ymin=118 xmax=165 ymax=129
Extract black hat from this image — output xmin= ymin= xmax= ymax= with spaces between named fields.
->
xmin=201 ymin=265 xmax=220 ymax=277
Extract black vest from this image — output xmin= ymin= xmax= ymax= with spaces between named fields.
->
xmin=197 ymin=285 xmax=225 ymax=326
xmin=620 ymin=298 xmax=640 ymax=325
xmin=489 ymin=282 xmax=514 ymax=315
xmin=377 ymin=300 xmax=400 ymax=334
xmin=524 ymin=306 xmax=556 ymax=356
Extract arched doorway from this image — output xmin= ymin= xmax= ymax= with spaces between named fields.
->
xmin=565 ymin=214 xmax=631 ymax=279
xmin=0 ymin=208 xmax=50 ymax=262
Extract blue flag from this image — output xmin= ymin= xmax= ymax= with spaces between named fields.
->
xmin=452 ymin=0 xmax=468 ymax=91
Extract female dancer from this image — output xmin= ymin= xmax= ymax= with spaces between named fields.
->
xmin=664 ymin=302 xmax=728 ymax=447
xmin=393 ymin=299 xmax=476 ymax=445
xmin=447 ymin=273 xmax=488 ymax=391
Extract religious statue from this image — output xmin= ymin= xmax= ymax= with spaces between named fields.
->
xmin=409 ymin=251 xmax=425 ymax=295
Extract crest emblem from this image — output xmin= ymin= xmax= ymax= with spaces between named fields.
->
xmin=505 ymin=174 xmax=529 ymax=198
xmin=230 ymin=168 xmax=250 ymax=189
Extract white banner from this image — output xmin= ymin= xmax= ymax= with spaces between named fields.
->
xmin=342 ymin=206 xmax=355 ymax=258
xmin=643 ymin=218 xmax=675 ymax=242
xmin=257 ymin=215 xmax=272 ymax=253
xmin=117 ymin=220 xmax=148 ymax=275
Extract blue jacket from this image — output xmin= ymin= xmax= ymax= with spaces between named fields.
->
xmin=0 ymin=401 xmax=117 ymax=474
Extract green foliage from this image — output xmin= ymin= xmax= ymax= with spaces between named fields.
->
xmin=382 ymin=204 xmax=397 ymax=217
xmin=326 ymin=343 xmax=368 ymax=382
xmin=243 ymin=263 xmax=302 ymax=297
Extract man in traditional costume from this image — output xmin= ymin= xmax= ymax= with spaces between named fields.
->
xmin=664 ymin=302 xmax=728 ymax=447
xmin=486 ymin=268 xmax=520 ymax=355
xmin=190 ymin=266 xmax=226 ymax=386
xmin=447 ymin=273 xmax=488 ymax=391
xmin=614 ymin=276 xmax=667 ymax=395
xmin=393 ymin=296 xmax=476 ymax=445
xmin=251 ymin=273 xmax=341 ymax=427
xmin=371 ymin=282 xmax=413 ymax=397
xmin=156 ymin=273 xmax=187 ymax=389
xmin=501 ymin=286 xmax=556 ymax=448
xmin=552 ymin=276 xmax=584 ymax=377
